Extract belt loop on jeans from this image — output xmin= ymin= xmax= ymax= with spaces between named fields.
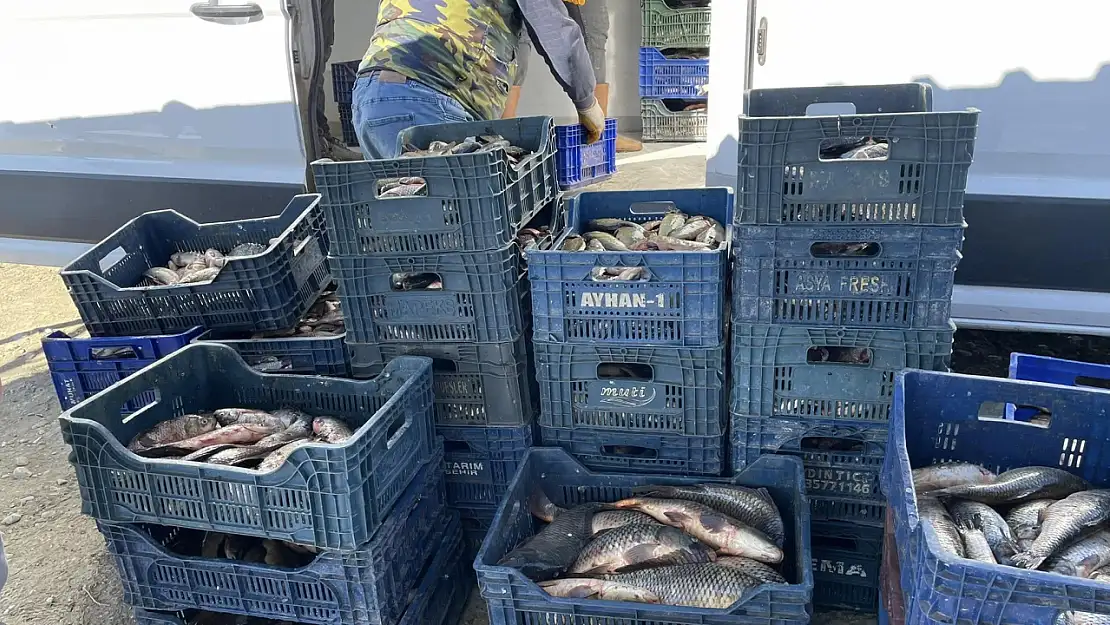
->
xmin=357 ymin=68 xmax=409 ymax=84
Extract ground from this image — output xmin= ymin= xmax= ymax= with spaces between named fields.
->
xmin=1 ymin=142 xmax=1108 ymax=625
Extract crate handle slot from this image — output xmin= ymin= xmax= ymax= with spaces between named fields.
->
xmin=97 ymin=246 xmax=129 ymax=273
xmin=1075 ymin=375 xmax=1110 ymax=391
xmin=375 ymin=176 xmax=429 ymax=199
xmin=817 ymin=137 xmax=890 ymax=162
xmin=800 ymin=435 xmax=865 ymax=453
xmin=600 ymin=444 xmax=657 ymax=459
xmin=628 ymin=201 xmax=678 ymax=215
xmin=596 ymin=362 xmax=653 ymax=381
xmin=977 ymin=401 xmax=1053 ymax=428
xmin=431 ymin=358 xmax=458 ymax=372
xmin=809 ymin=242 xmax=882 ymax=258
xmin=385 ymin=412 xmax=411 ymax=449
xmin=807 ymin=346 xmax=872 ymax=366
xmin=443 ymin=440 xmax=473 ymax=454
xmin=118 ymin=388 xmax=163 ymax=427
xmin=90 ymin=345 xmax=139 ymax=360
xmin=390 ymin=271 xmax=443 ymax=291
xmin=292 ymin=235 xmax=315 ymax=257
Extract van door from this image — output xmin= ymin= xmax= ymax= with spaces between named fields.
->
xmin=0 ymin=0 xmax=308 ymax=266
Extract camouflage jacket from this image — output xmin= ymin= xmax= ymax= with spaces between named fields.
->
xmin=360 ymin=0 xmax=596 ymax=120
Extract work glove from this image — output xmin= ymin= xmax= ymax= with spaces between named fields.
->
xmin=577 ymin=97 xmax=605 ymax=144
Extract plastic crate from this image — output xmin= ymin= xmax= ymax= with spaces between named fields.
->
xmin=730 ymin=323 xmax=955 ymax=423
xmin=441 ymin=422 xmax=533 ymax=510
xmin=731 ymin=224 xmax=964 ymax=329
xmin=347 ymin=333 xmax=536 ymax=426
xmin=737 ymin=84 xmax=979 ymax=227
xmin=641 ymin=99 xmax=708 ymax=142
xmin=198 ymin=329 xmax=349 ymax=376
xmin=59 ymin=343 xmax=436 ymax=551
xmin=731 ymin=414 xmax=887 ymax=508
xmin=312 ymin=116 xmax=557 ymax=256
xmin=459 ymin=503 xmax=497 ymax=560
xmin=555 ymin=118 xmax=618 ymax=190
xmin=638 ymin=47 xmax=709 ymax=99
xmin=42 ymin=327 xmax=204 ymax=414
xmin=331 ymin=245 xmax=528 ymax=345
xmin=530 ymin=187 xmax=732 ymax=347
xmin=811 ymin=521 xmax=883 ymax=612
xmin=331 ymin=60 xmax=360 ymax=105
xmin=539 ymin=425 xmax=725 ymax=476
xmin=339 ymin=102 xmax=358 ymax=147
xmin=881 ymin=511 xmax=908 ymax=625
xmin=640 ymin=0 xmax=711 ymax=48
xmin=881 ymin=368 xmax=1110 ymax=625
xmin=476 ymin=448 xmax=812 ymax=625
xmin=60 ymin=194 xmax=332 ymax=337
xmin=104 ymin=446 xmax=448 ymax=625
xmin=1010 ymin=352 xmax=1110 ymax=389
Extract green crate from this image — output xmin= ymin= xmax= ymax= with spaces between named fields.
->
xmin=641 ymin=0 xmax=711 ymax=48
xmin=641 ymin=99 xmax=708 ymax=142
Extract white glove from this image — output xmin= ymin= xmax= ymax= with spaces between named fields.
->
xmin=577 ymin=98 xmax=605 ymax=145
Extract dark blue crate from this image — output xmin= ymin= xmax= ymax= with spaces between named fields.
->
xmin=638 ymin=47 xmax=709 ymax=100
xmin=59 ymin=343 xmax=436 ymax=551
xmin=331 ymin=60 xmax=360 ymax=105
xmin=555 ymin=118 xmax=617 ymax=190
xmin=331 ymin=244 xmax=528 ymax=345
xmin=881 ymin=369 xmax=1110 ymax=625
xmin=42 ymin=327 xmax=204 ymax=414
xmin=731 ymin=414 xmax=887 ymax=509
xmin=312 ymin=116 xmax=558 ymax=256
xmin=347 ymin=333 xmax=536 ymax=426
xmin=339 ymin=102 xmax=358 ymax=147
xmin=198 ymin=330 xmax=348 ymax=376
xmin=530 ymin=188 xmax=732 ymax=347
xmin=641 ymin=0 xmax=712 ymax=48
xmin=539 ymin=425 xmax=725 ymax=476
xmin=731 ymin=323 xmax=955 ymax=424
xmin=535 ymin=340 xmax=726 ymax=437
xmin=60 ymin=194 xmax=332 ymax=337
xmin=476 ymin=448 xmax=813 ymax=625
xmin=441 ymin=422 xmax=533 ymax=509
xmin=459 ymin=503 xmax=497 ymax=560
xmin=811 ymin=521 xmax=883 ymax=612
xmin=105 ymin=445 xmax=447 ymax=625
xmin=737 ymin=83 xmax=979 ymax=227
xmin=1010 ymin=353 xmax=1110 ymax=389
xmin=731 ymin=224 xmax=964 ymax=329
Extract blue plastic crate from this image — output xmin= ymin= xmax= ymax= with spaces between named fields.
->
xmin=42 ymin=327 xmax=204 ymax=414
xmin=331 ymin=244 xmax=528 ymax=345
xmin=105 ymin=446 xmax=447 ymax=625
xmin=339 ymin=102 xmax=358 ymax=147
xmin=731 ymin=224 xmax=964 ymax=329
xmin=811 ymin=521 xmax=883 ymax=612
xmin=641 ymin=0 xmax=711 ymax=48
xmin=476 ymin=448 xmax=813 ymax=625
xmin=459 ymin=503 xmax=497 ymax=560
xmin=1010 ymin=352 xmax=1110 ymax=389
xmin=198 ymin=330 xmax=348 ymax=376
xmin=59 ymin=343 xmax=436 ymax=551
xmin=331 ymin=60 xmax=360 ymax=105
xmin=737 ymin=84 xmax=979 ymax=227
xmin=731 ymin=323 xmax=955 ymax=424
xmin=638 ymin=47 xmax=709 ymax=100
xmin=881 ymin=369 xmax=1110 ymax=625
xmin=312 ymin=116 xmax=558 ymax=256
xmin=530 ymin=188 xmax=732 ymax=347
xmin=555 ymin=118 xmax=617 ymax=190
xmin=60 ymin=194 xmax=332 ymax=337
xmin=539 ymin=424 xmax=725 ymax=476
xmin=731 ymin=414 xmax=887 ymax=511
xmin=441 ymin=422 xmax=533 ymax=509
xmin=641 ymin=98 xmax=708 ymax=142
xmin=347 ymin=333 xmax=536 ymax=426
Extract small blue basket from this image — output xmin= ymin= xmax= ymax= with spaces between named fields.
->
xmin=555 ymin=118 xmax=617 ymax=190
xmin=639 ymin=47 xmax=709 ymax=100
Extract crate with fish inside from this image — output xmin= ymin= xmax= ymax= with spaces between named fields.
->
xmin=198 ymin=286 xmax=348 ymax=376
xmin=641 ymin=98 xmax=708 ymax=143
xmin=58 ymin=343 xmax=437 ymax=551
xmin=882 ymin=367 xmax=1110 ymax=625
xmin=735 ymin=83 xmax=978 ymax=227
xmin=311 ymin=116 xmax=557 ymax=257
xmin=530 ymin=188 xmax=732 ymax=348
xmin=810 ymin=520 xmax=883 ymax=612
xmin=639 ymin=47 xmax=710 ymax=100
xmin=60 ymin=194 xmax=332 ymax=337
xmin=476 ymin=447 xmax=812 ymax=624
xmin=108 ymin=445 xmax=450 ymax=625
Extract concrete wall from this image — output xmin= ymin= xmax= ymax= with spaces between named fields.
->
xmin=326 ymin=0 xmax=644 ymax=129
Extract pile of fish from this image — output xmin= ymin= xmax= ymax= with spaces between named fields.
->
xmin=126 ymin=407 xmax=354 ymax=472
xmin=253 ymin=289 xmax=343 ymax=340
xmin=517 ymin=225 xmax=554 ymax=261
xmin=198 ymin=531 xmax=316 ymax=567
xmin=562 ymin=213 xmax=726 ymax=254
xmin=819 ymin=136 xmax=890 ymax=161
xmin=141 ymin=241 xmax=279 ymax=287
xmin=402 ymin=134 xmax=533 ymax=167
xmin=497 ymin=483 xmax=790 ymax=608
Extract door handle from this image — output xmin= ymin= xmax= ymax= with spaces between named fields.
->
xmin=190 ymin=2 xmax=264 ymax=24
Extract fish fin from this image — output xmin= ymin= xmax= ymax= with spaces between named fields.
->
xmin=623 ymin=543 xmax=663 ymax=565
xmin=754 ymin=487 xmax=775 ymax=504
xmin=530 ymin=489 xmax=560 ymax=523
xmin=549 ymin=582 xmax=600 ymax=599
xmin=700 ymin=512 xmax=731 ymax=532
xmin=1010 ymin=552 xmax=1047 ymax=570
xmin=578 ymin=565 xmax=614 ymax=578
xmin=612 ymin=552 xmax=694 ymax=574
xmin=663 ymin=510 xmax=692 ymax=525
xmin=1037 ymin=508 xmax=1050 ymax=525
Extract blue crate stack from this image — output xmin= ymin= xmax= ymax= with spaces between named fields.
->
xmin=332 ymin=60 xmax=361 ymax=147
xmin=639 ymin=0 xmax=710 ymax=142
xmin=730 ymin=83 xmax=979 ymax=613
xmin=312 ymin=116 xmax=559 ymax=556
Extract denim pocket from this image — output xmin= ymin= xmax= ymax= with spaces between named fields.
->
xmin=362 ymin=113 xmax=415 ymax=128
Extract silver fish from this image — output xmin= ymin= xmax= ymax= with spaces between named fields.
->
xmin=256 ymin=439 xmax=312 ymax=473
xmin=1046 ymin=529 xmax=1110 ymax=578
xmin=696 ymin=223 xmax=725 ymax=246
xmin=956 ymin=518 xmax=998 ymax=564
xmin=178 ymin=267 xmax=221 ymax=284
xmin=128 ymin=414 xmax=218 ymax=452
xmin=842 ymin=142 xmax=889 ymax=160
xmin=1006 ymin=499 xmax=1056 ymax=551
xmin=586 ymin=218 xmax=638 ymax=233
xmin=379 ymin=183 xmax=425 ymax=197
xmin=670 ymin=218 xmax=711 ymax=241
xmin=539 ymin=579 xmax=661 ymax=603
xmin=1013 ymin=490 xmax=1110 ymax=570
xmin=560 ymin=235 xmax=586 ymax=252
xmin=658 ymin=212 xmax=686 ymax=237
xmin=614 ymin=225 xmax=646 ymax=248
xmin=591 ymin=510 xmax=659 ymax=534
xmin=170 ymin=251 xmax=203 ymax=267
xmin=715 ymin=556 xmax=787 ymax=583
xmin=912 ymin=462 xmax=997 ymax=493
xmin=312 ymin=416 xmax=353 ymax=443
xmin=227 ymin=242 xmax=266 ymax=257
xmin=1057 ymin=612 xmax=1110 ymax=625
xmin=141 ymin=423 xmax=281 ymax=454
xmin=613 ymin=497 xmax=782 ymax=563
xmin=651 ymin=235 xmax=711 ymax=251
xmin=947 ymin=500 xmax=1018 ymax=564
xmin=213 ymin=408 xmax=275 ymax=427
xmin=180 ymin=443 xmax=240 ymax=462
xmin=917 ymin=496 xmax=965 ymax=558
xmin=586 ymin=238 xmax=606 ymax=252
xmin=632 ymin=484 xmax=785 ymax=548
xmin=1090 ymin=565 xmax=1110 ymax=583
xmin=498 ymin=491 xmax=605 ymax=582
xmin=204 ymin=248 xmax=226 ymax=268
xmin=931 ymin=467 xmax=1089 ymax=505
xmin=603 ymin=563 xmax=764 ymax=608
xmin=583 ymin=231 xmax=629 ymax=252
xmin=143 ymin=267 xmax=181 ymax=286
xmin=569 ymin=524 xmax=715 ymax=575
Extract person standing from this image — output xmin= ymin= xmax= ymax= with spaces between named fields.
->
xmin=313 ymin=0 xmax=363 ymax=161
xmin=351 ymin=0 xmax=606 ymax=160
xmin=503 ymin=0 xmax=643 ymax=153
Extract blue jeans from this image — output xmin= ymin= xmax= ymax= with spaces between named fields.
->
xmin=351 ymin=74 xmax=476 ymax=160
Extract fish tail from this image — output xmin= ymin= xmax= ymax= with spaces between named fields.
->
xmin=529 ymin=489 xmax=561 ymax=523
xmin=1011 ymin=552 xmax=1047 ymax=570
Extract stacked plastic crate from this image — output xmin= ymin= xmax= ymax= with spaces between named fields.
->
xmin=311 ymin=116 xmax=559 ymax=556
xmin=529 ymin=188 xmax=731 ymax=476
xmin=639 ymin=0 xmax=710 ymax=142
xmin=729 ymin=84 xmax=979 ymax=612
xmin=332 ymin=60 xmax=361 ymax=148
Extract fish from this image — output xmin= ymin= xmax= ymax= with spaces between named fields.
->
xmin=582 ymin=232 xmax=629 ymax=252
xmin=250 ymin=356 xmax=288 ymax=372
xmin=931 ymin=467 xmax=1089 ymax=505
xmin=651 ymin=236 xmax=711 ymax=251
xmin=590 ymin=510 xmax=659 ymax=534
xmin=912 ymin=463 xmax=997 ymax=493
xmin=917 ymin=496 xmax=965 ymax=557
xmin=956 ymin=518 xmax=998 ymax=564
xmin=614 ymin=267 xmax=645 ymax=281
xmin=561 ymin=235 xmax=586 ymax=251
xmin=498 ymin=491 xmax=605 ymax=582
xmin=256 ymin=440 xmax=312 ymax=473
xmin=379 ymin=183 xmax=426 ymax=198
xmin=312 ymin=416 xmax=353 ymax=443
xmin=178 ymin=267 xmax=221 ymax=284
xmin=947 ymin=500 xmax=1018 ymax=564
xmin=631 ymin=484 xmax=785 ymax=548
xmin=143 ymin=266 xmax=181 ymax=286
xmin=270 ymin=408 xmax=312 ymax=430
xmin=1056 ymin=612 xmax=1110 ymax=625
xmin=227 ymin=242 xmax=266 ymax=257
xmin=1090 ymin=566 xmax=1110 ymax=583
xmin=586 ymin=239 xmax=606 ymax=252
xmin=204 ymin=248 xmax=226 ymax=268
xmin=841 ymin=142 xmax=889 ymax=160
xmin=569 ymin=524 xmax=715 ymax=575
xmin=1006 ymin=499 xmax=1056 ymax=550
xmin=181 ymin=444 xmax=241 ymax=462
xmin=612 ymin=497 xmax=783 ymax=563
xmin=213 ymin=408 xmax=276 ymax=427
xmin=127 ymin=414 xmax=218 ymax=452
xmin=170 ymin=251 xmax=203 ymax=267
xmin=205 ymin=445 xmax=276 ymax=466
xmin=1045 ymin=529 xmax=1110 ymax=578
xmin=602 ymin=563 xmax=764 ymax=608
xmin=614 ymin=225 xmax=646 ymax=248
xmin=669 ymin=219 xmax=711 ymax=241
xmin=587 ymin=218 xmax=639 ymax=232
xmin=140 ymin=423 xmax=282 ymax=455
xmin=696 ymin=223 xmax=725 ymax=245
xmin=538 ymin=579 xmax=661 ymax=603
xmin=1012 ymin=490 xmax=1110 ymax=570
xmin=715 ymin=556 xmax=787 ymax=583
xmin=201 ymin=532 xmax=225 ymax=558
xmin=658 ymin=212 xmax=686 ymax=237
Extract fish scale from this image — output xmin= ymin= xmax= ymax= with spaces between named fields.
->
xmin=947 ymin=500 xmax=1017 ymax=563
xmin=917 ymin=497 xmax=965 ymax=558
xmin=498 ymin=502 xmax=605 ymax=582
xmin=1013 ymin=490 xmax=1110 ymax=569
xmin=1046 ymin=529 xmax=1110 ymax=578
xmin=932 ymin=466 xmax=1089 ymax=504
xmin=570 ymin=524 xmax=713 ymax=574
xmin=633 ymin=484 xmax=785 ymax=547
xmin=604 ymin=563 xmax=763 ymax=609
